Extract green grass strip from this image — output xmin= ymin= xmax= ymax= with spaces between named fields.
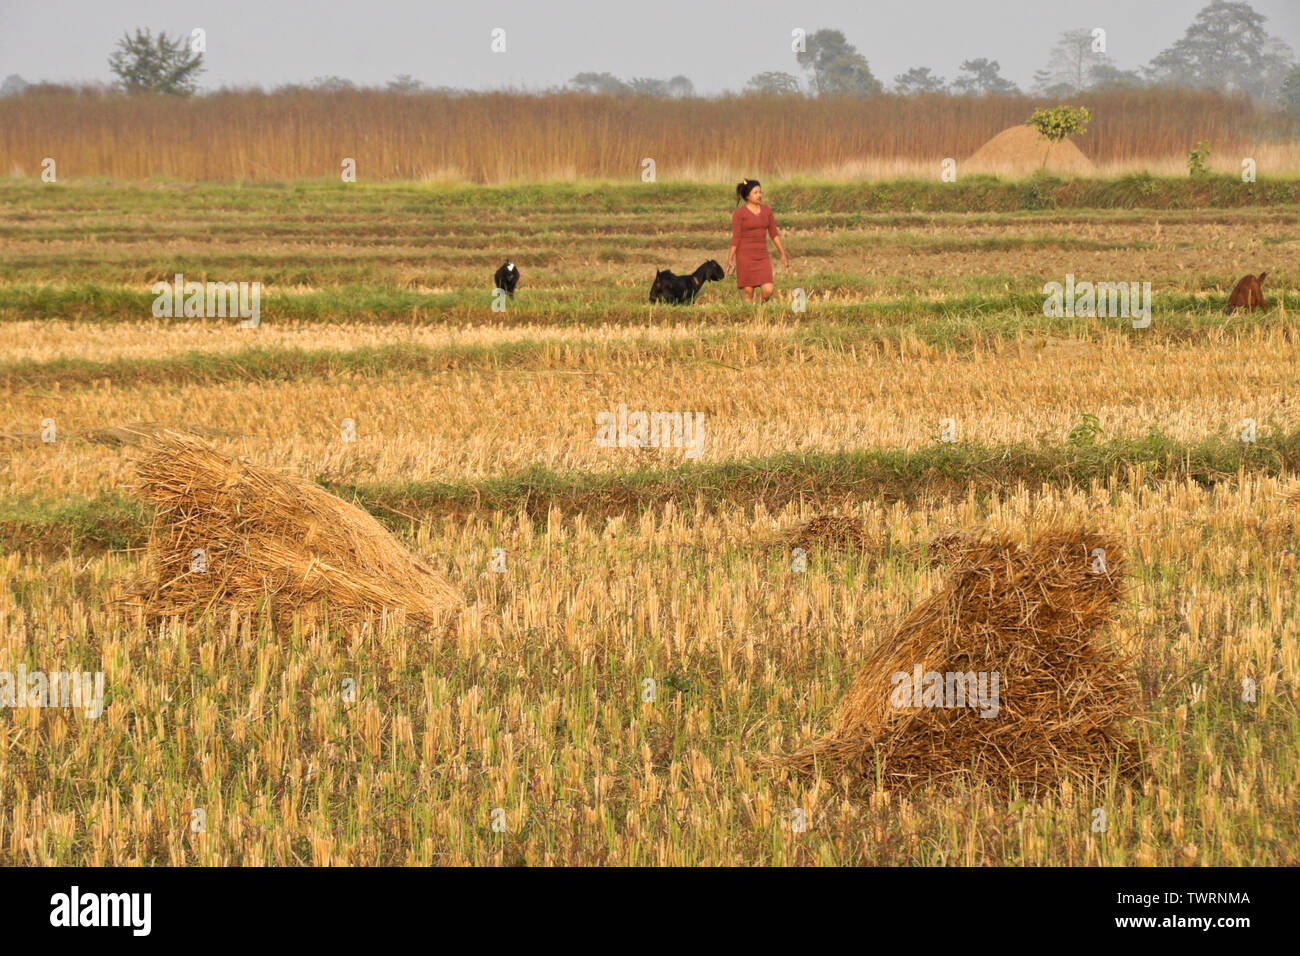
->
xmin=3 ymin=425 xmax=1294 ymax=557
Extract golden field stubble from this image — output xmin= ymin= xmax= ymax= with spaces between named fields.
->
xmin=0 ymin=320 xmax=746 ymax=364
xmin=0 ymin=218 xmax=1276 ymax=247
xmin=0 ymin=474 xmax=1295 ymax=864
xmin=4 ymin=244 xmax=1295 ymax=294
xmin=3 ymin=329 xmax=1299 ymax=498
xmin=4 ymin=212 xmax=1296 ymax=293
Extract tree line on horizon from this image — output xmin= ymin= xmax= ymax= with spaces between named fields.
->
xmin=2 ymin=0 xmax=1298 ymax=110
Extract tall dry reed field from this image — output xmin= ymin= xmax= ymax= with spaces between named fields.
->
xmin=2 ymin=86 xmax=1297 ymax=182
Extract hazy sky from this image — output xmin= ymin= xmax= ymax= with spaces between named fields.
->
xmin=2 ymin=0 xmax=1298 ymax=93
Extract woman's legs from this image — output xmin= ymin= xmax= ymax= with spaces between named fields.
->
xmin=740 ymin=286 xmax=754 ymax=302
xmin=739 ymin=284 xmax=775 ymax=303
xmin=759 ymin=282 xmax=775 ymax=302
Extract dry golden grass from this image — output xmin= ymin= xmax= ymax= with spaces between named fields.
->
xmin=1 ymin=473 xmax=1295 ymax=864
xmin=2 ymin=179 xmax=1297 ymax=866
xmin=0 ymin=320 xmax=738 ymax=364
xmin=4 ymin=327 xmax=1299 ymax=499
xmin=605 ymin=148 xmax=1300 ymax=181
xmin=2 ymin=87 xmax=1296 ymax=182
xmin=3 ymin=210 xmax=1291 ymax=305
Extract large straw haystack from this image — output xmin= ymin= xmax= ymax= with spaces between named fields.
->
xmin=131 ymin=434 xmax=461 ymax=627
xmin=966 ymin=124 xmax=1096 ymax=176
xmin=787 ymin=527 xmax=1141 ymax=791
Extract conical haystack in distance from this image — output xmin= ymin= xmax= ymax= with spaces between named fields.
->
xmin=966 ymin=124 xmax=1096 ymax=177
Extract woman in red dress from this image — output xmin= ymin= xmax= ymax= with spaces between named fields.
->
xmin=726 ymin=178 xmax=788 ymax=302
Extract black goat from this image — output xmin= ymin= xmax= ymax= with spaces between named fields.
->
xmin=649 ymin=259 xmax=725 ymax=304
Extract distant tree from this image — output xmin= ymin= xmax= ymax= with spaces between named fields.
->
xmin=1033 ymin=28 xmax=1115 ymax=93
xmin=387 ymin=74 xmax=429 ymax=93
xmin=665 ymin=75 xmax=695 ymax=98
xmin=822 ymin=55 xmax=883 ymax=96
xmin=1283 ymin=64 xmax=1300 ymax=111
xmin=1087 ymin=63 xmax=1146 ymax=91
xmin=1 ymin=74 xmax=29 ymax=96
xmin=1258 ymin=37 xmax=1297 ymax=104
xmin=1146 ymin=0 xmax=1295 ymax=100
xmin=19 ymin=81 xmax=86 ymax=95
xmin=568 ymin=72 xmax=629 ymax=94
xmin=567 ymin=73 xmax=692 ymax=97
xmin=1028 ymin=104 xmax=1092 ymax=172
xmin=628 ymin=77 xmax=669 ymax=95
xmin=795 ymin=29 xmax=883 ymax=96
xmin=893 ymin=67 xmax=946 ymax=94
xmin=1035 ymin=81 xmax=1078 ymax=98
xmin=1029 ymin=105 xmax=1092 ymax=144
xmin=108 ymin=28 xmax=205 ymax=96
xmin=310 ymin=75 xmax=356 ymax=91
xmin=952 ymin=58 xmax=1020 ymax=94
xmin=746 ymin=71 xmax=802 ymax=95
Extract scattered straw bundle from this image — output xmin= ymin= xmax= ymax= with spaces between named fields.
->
xmin=778 ymin=513 xmax=873 ymax=552
xmin=131 ymin=433 xmax=462 ymax=627
xmin=786 ymin=527 xmax=1141 ymax=792
xmin=914 ymin=529 xmax=979 ymax=567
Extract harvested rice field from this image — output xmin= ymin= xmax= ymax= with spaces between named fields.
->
xmin=1 ymin=179 xmax=1299 ymax=865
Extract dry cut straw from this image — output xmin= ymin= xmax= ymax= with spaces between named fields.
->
xmin=130 ymin=433 xmax=462 ymax=627
xmin=786 ymin=526 xmax=1142 ymax=792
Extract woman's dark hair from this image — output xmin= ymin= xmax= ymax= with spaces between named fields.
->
xmin=736 ymin=178 xmax=760 ymax=203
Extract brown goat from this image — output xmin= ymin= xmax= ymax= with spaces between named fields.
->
xmin=1226 ymin=272 xmax=1269 ymax=313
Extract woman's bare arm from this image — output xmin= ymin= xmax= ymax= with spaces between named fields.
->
xmin=727 ymin=211 xmax=742 ymax=274
xmin=768 ymin=211 xmax=788 ymax=268
xmin=771 ymin=234 xmax=788 ymax=268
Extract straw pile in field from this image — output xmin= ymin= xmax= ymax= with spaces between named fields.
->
xmin=786 ymin=526 xmax=1141 ymax=792
xmin=778 ymin=513 xmax=873 ymax=552
xmin=966 ymin=124 xmax=1096 ymax=176
xmin=131 ymin=433 xmax=462 ymax=627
